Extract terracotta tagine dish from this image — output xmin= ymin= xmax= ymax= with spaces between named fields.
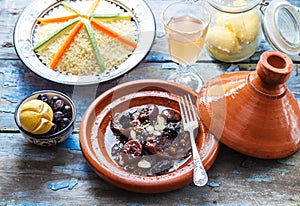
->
xmin=79 ymin=79 xmax=219 ymax=193
xmin=198 ymin=50 xmax=300 ymax=159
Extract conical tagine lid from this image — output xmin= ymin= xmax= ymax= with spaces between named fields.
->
xmin=198 ymin=50 xmax=300 ymax=159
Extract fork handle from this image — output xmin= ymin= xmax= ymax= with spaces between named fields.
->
xmin=189 ymin=131 xmax=208 ymax=187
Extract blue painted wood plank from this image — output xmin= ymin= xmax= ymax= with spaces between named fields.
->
xmin=0 ymin=133 xmax=299 ymax=204
xmin=0 ymin=0 xmax=300 ymax=204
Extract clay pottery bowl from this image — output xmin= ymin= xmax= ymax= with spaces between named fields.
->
xmin=198 ymin=50 xmax=300 ymax=159
xmin=79 ymin=79 xmax=219 ymax=193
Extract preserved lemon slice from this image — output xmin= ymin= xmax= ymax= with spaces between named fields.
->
xmin=233 ymin=0 xmax=247 ymax=6
xmin=19 ymin=99 xmax=53 ymax=134
xmin=206 ymin=26 xmax=242 ymax=55
xmin=216 ymin=10 xmax=260 ymax=43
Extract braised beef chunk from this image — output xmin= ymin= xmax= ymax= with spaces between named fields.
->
xmin=110 ymin=112 xmax=132 ymax=139
xmin=109 ymin=104 xmax=196 ymax=176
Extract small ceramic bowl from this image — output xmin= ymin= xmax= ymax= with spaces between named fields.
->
xmin=14 ymin=90 xmax=76 ymax=147
xmin=79 ymin=79 xmax=219 ymax=193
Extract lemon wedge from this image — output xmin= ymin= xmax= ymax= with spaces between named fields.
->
xmin=19 ymin=99 xmax=53 ymax=134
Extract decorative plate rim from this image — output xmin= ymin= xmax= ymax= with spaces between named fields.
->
xmin=14 ymin=0 xmax=156 ymax=85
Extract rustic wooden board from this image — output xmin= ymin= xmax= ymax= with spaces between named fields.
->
xmin=0 ymin=133 xmax=299 ymax=205
xmin=0 ymin=0 xmax=290 ymax=65
xmin=1 ymin=59 xmax=299 ymax=131
xmin=0 ymin=0 xmax=300 ymax=204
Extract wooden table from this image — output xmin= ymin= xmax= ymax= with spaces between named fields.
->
xmin=0 ymin=0 xmax=299 ymax=205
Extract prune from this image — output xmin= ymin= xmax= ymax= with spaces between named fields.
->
xmin=110 ymin=104 xmax=192 ymax=176
xmin=53 ymin=111 xmax=64 ymax=123
xmin=52 ymin=99 xmax=65 ymax=111
xmin=145 ymin=136 xmax=157 ymax=154
xmin=161 ymin=109 xmax=181 ymax=123
xmin=166 ymin=132 xmax=191 ymax=159
xmin=145 ymin=134 xmax=174 ymax=156
xmin=138 ymin=104 xmax=159 ymax=123
xmin=120 ymin=139 xmax=142 ymax=163
xmin=163 ymin=122 xmax=182 ymax=139
xmin=37 ymin=94 xmax=49 ymax=104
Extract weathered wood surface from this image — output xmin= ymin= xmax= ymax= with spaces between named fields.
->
xmin=0 ymin=0 xmax=300 ymax=205
xmin=0 ymin=133 xmax=299 ymax=205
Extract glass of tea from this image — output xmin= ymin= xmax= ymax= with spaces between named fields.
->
xmin=162 ymin=1 xmax=211 ymax=91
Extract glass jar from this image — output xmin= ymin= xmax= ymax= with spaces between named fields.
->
xmin=205 ymin=0 xmax=300 ymax=62
xmin=205 ymin=0 xmax=262 ymax=62
xmin=261 ymin=0 xmax=300 ymax=61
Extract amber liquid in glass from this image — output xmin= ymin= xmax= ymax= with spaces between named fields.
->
xmin=166 ymin=16 xmax=208 ymax=66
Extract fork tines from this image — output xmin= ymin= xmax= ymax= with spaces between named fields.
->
xmin=179 ymin=94 xmax=198 ymax=125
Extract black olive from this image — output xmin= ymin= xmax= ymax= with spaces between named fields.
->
xmin=35 ymin=95 xmax=73 ymax=135
xmin=52 ymin=99 xmax=65 ymax=111
xmin=48 ymin=123 xmax=58 ymax=134
xmin=50 ymin=96 xmax=60 ymax=108
xmin=37 ymin=94 xmax=49 ymax=104
xmin=63 ymin=105 xmax=72 ymax=118
xmin=59 ymin=117 xmax=70 ymax=130
xmin=53 ymin=111 xmax=64 ymax=123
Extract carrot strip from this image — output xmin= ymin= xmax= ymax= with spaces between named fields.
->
xmin=50 ymin=21 xmax=84 ymax=69
xmin=90 ymin=18 xmax=137 ymax=48
xmin=37 ymin=14 xmax=80 ymax=24
xmin=88 ymin=0 xmax=101 ymax=14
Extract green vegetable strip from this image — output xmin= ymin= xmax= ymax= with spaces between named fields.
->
xmin=61 ymin=2 xmax=81 ymax=14
xmin=33 ymin=18 xmax=81 ymax=51
xmin=83 ymin=19 xmax=106 ymax=72
xmin=89 ymin=12 xmax=133 ymax=19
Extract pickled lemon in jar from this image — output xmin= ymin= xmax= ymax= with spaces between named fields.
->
xmin=205 ymin=0 xmax=262 ymax=62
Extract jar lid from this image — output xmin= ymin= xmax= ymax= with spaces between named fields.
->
xmin=262 ymin=0 xmax=300 ymax=60
xmin=207 ymin=0 xmax=262 ymax=13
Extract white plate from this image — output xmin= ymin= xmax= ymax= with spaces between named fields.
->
xmin=14 ymin=0 xmax=156 ymax=85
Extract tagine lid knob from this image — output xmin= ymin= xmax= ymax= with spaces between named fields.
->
xmin=198 ymin=50 xmax=300 ymax=159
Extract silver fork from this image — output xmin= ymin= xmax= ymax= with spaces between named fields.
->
xmin=178 ymin=95 xmax=208 ymax=187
